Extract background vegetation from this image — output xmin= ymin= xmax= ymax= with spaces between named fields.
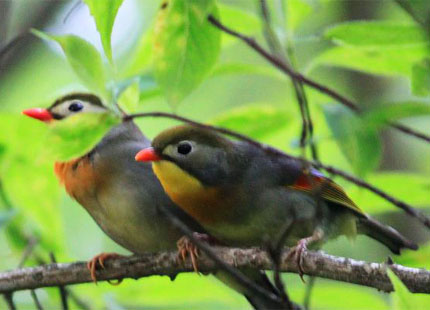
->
xmin=0 ymin=0 xmax=429 ymax=309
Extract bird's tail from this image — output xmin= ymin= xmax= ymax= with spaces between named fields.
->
xmin=357 ymin=217 xmax=418 ymax=254
xmin=214 ymin=269 xmax=290 ymax=310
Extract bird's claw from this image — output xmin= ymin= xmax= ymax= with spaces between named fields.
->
xmin=287 ymin=240 xmax=308 ymax=283
xmin=177 ymin=233 xmax=212 ymax=274
xmin=87 ymin=252 xmax=124 ymax=285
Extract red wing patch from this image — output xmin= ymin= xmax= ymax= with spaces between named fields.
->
xmin=289 ymin=171 xmax=364 ymax=216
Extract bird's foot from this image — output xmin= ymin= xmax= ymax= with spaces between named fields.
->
xmin=87 ymin=252 xmax=125 ymax=285
xmin=177 ymin=232 xmax=214 ymax=274
xmin=287 ymin=229 xmax=324 ymax=283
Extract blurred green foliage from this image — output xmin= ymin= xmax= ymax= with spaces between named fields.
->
xmin=0 ymin=0 xmax=429 ymax=309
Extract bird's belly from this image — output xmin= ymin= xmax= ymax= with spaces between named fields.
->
xmin=84 ymin=183 xmax=178 ymax=254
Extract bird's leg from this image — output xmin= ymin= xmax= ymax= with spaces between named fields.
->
xmin=176 ymin=232 xmax=217 ymax=274
xmin=287 ymin=229 xmax=324 ymax=282
xmin=87 ymin=252 xmax=125 ymax=284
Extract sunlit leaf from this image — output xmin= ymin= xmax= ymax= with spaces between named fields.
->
xmin=0 ymin=114 xmax=62 ymax=250
xmin=394 ymin=0 xmax=430 ymax=29
xmin=118 ymin=80 xmax=140 ymax=113
xmin=211 ymin=104 xmax=292 ymax=139
xmin=44 ymin=112 xmax=120 ymax=161
xmin=325 ymin=21 xmax=427 ymax=48
xmin=83 ymin=0 xmax=124 ymax=63
xmin=312 ymin=46 xmax=427 ymax=77
xmin=31 ymin=29 xmax=108 ymax=97
xmin=411 ymin=59 xmax=430 ymax=97
xmin=153 ymin=0 xmax=221 ymax=106
xmin=122 ymin=28 xmax=153 ymax=77
xmin=324 ymin=105 xmax=381 ymax=177
xmin=348 ymin=173 xmax=430 ymax=213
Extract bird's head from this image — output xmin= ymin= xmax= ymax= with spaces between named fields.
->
xmin=22 ymin=93 xmax=108 ymax=123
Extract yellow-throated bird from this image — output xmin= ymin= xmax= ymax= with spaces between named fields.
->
xmin=23 ymin=94 xmax=286 ymax=310
xmin=136 ymin=125 xmax=418 ymax=275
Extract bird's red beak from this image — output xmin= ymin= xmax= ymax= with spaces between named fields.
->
xmin=22 ymin=108 xmax=53 ymax=122
xmin=135 ymin=147 xmax=161 ymax=162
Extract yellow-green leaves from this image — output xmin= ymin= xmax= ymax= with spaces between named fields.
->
xmin=212 ymin=104 xmax=291 ymax=139
xmin=325 ymin=22 xmax=428 ymax=47
xmin=32 ymin=30 xmax=108 ymax=98
xmin=317 ymin=21 xmax=430 ymax=79
xmin=118 ymin=80 xmax=140 ymax=113
xmin=412 ymin=59 xmax=430 ymax=96
xmin=387 ymin=269 xmax=430 ymax=310
xmin=45 ymin=112 xmax=120 ymax=161
xmin=153 ymin=0 xmax=221 ymax=106
xmin=83 ymin=0 xmax=124 ymax=63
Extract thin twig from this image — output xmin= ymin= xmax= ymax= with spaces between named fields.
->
xmin=3 ymin=293 xmax=16 ymax=310
xmin=207 ymin=15 xmax=430 ymax=144
xmin=50 ymin=253 xmax=69 ymax=310
xmin=124 ymin=112 xmax=430 ymax=229
xmin=258 ymin=0 xmax=318 ymax=160
xmin=30 ymin=290 xmax=44 ymax=310
xmin=0 ymin=248 xmax=429 ymax=294
xmin=18 ymin=237 xmax=39 ymax=268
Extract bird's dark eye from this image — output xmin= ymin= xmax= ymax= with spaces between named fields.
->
xmin=177 ymin=142 xmax=192 ymax=155
xmin=68 ymin=101 xmax=84 ymax=112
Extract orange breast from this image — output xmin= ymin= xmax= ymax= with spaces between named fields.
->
xmin=54 ymin=156 xmax=98 ymax=202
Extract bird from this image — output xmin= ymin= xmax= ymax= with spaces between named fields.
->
xmin=23 ymin=94 xmax=287 ymax=310
xmin=135 ymin=124 xmax=419 ymax=277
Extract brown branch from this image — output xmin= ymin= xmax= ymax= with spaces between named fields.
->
xmin=0 ymin=248 xmax=428 ymax=294
xmin=207 ymin=15 xmax=430 ymax=144
xmin=124 ymin=112 xmax=430 ymax=230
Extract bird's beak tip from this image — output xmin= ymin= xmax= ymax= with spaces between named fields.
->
xmin=135 ymin=147 xmax=161 ymax=162
xmin=22 ymin=108 xmax=53 ymax=122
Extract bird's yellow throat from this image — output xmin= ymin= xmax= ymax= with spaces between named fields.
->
xmin=152 ymin=161 xmax=204 ymax=197
xmin=152 ymin=161 xmax=220 ymax=224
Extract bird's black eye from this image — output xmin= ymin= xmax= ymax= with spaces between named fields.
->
xmin=68 ymin=101 xmax=84 ymax=112
xmin=177 ymin=141 xmax=192 ymax=155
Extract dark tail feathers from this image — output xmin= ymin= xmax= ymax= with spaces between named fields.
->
xmin=357 ymin=217 xmax=418 ymax=254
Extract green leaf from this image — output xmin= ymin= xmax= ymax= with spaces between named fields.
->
xmin=153 ymin=0 xmax=221 ymax=106
xmin=83 ymin=0 xmax=124 ymax=63
xmin=387 ymin=269 xmax=430 ymax=310
xmin=44 ymin=112 xmax=120 ymax=161
xmin=412 ymin=59 xmax=430 ymax=97
xmin=211 ymin=104 xmax=292 ymax=139
xmin=325 ymin=21 xmax=428 ymax=48
xmin=218 ymin=3 xmax=260 ymax=46
xmin=31 ymin=30 xmax=108 ymax=97
xmin=285 ymin=0 xmax=313 ymax=31
xmin=348 ymin=173 xmax=430 ymax=213
xmin=323 ymin=105 xmax=381 ymax=177
xmin=363 ymin=102 xmax=430 ymax=126
xmin=118 ymin=80 xmax=140 ymax=113
xmin=312 ymin=45 xmax=427 ymax=77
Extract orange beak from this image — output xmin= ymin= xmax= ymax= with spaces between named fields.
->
xmin=135 ymin=147 xmax=161 ymax=162
xmin=22 ymin=108 xmax=53 ymax=122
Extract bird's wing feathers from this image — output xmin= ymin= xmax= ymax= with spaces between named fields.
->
xmin=287 ymin=168 xmax=365 ymax=216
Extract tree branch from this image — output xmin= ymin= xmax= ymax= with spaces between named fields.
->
xmin=0 ymin=248 xmax=428 ymax=294
xmin=207 ymin=15 xmax=430 ymax=144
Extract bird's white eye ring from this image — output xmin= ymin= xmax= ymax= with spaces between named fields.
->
xmin=177 ymin=141 xmax=192 ymax=155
